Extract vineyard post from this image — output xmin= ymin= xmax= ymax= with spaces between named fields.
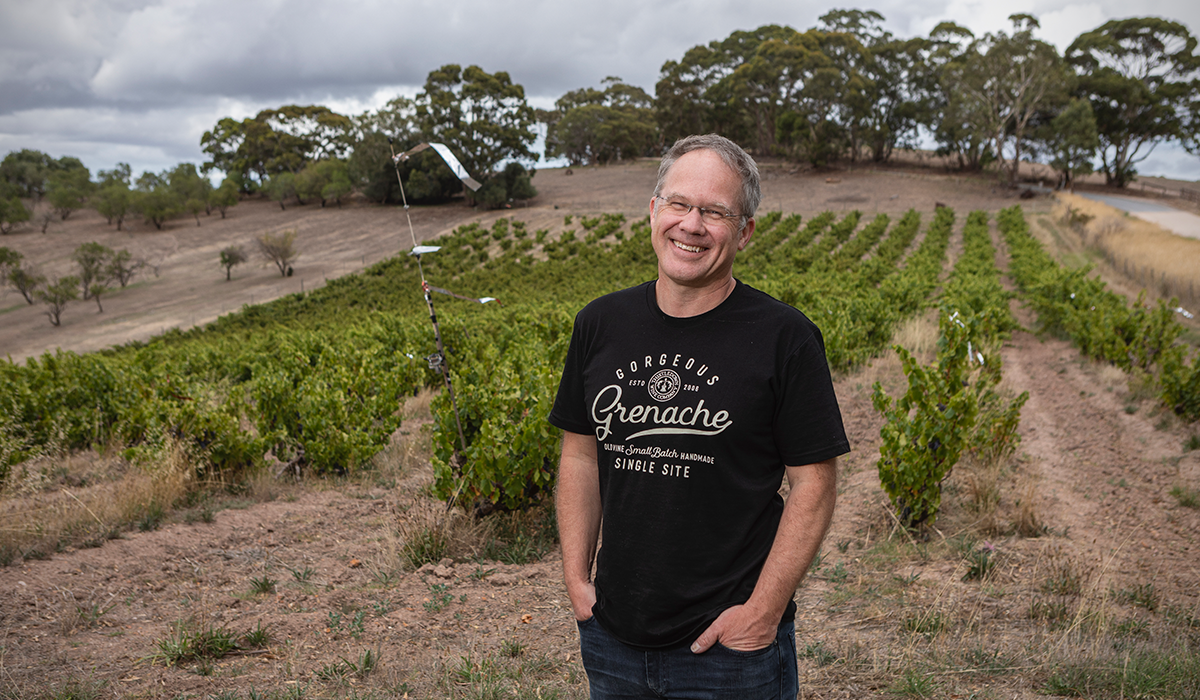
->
xmin=387 ymin=139 xmax=469 ymax=461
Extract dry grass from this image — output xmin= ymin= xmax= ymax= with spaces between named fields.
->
xmin=0 ymin=440 xmax=200 ymax=564
xmin=1055 ymin=192 xmax=1200 ymax=307
xmin=893 ymin=308 xmax=940 ymax=362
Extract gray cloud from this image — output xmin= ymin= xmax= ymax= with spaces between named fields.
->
xmin=0 ymin=0 xmax=1196 ymax=179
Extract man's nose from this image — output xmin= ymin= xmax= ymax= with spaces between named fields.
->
xmin=679 ymin=206 xmax=706 ymax=232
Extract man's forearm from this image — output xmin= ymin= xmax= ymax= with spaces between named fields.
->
xmin=746 ymin=458 xmax=838 ymax=621
xmin=692 ymin=458 xmax=837 ymax=652
xmin=556 ymin=431 xmax=602 ymax=619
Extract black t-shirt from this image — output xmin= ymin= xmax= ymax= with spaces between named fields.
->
xmin=550 ymin=280 xmax=850 ymax=650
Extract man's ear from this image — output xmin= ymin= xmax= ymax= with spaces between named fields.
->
xmin=737 ymin=218 xmax=755 ymax=250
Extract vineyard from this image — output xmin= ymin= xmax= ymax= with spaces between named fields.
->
xmin=1 ymin=195 xmax=1199 ymax=699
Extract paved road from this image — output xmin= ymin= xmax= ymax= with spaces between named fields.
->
xmin=1077 ymin=192 xmax=1200 ymax=240
xmin=1077 ymin=192 xmax=1177 ymax=213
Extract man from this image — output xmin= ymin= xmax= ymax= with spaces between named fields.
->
xmin=550 ymin=134 xmax=849 ymax=699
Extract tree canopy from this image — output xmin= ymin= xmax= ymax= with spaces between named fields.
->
xmin=1066 ymin=17 xmax=1199 ymax=186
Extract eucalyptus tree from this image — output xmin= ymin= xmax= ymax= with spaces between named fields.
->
xmin=1038 ymin=98 xmax=1100 ymax=190
xmin=414 ymin=64 xmax=537 ymax=188
xmin=46 ymin=163 xmax=93 ymax=220
xmin=544 ymin=77 xmax=657 ymax=165
xmin=201 ymin=105 xmax=354 ymax=189
xmin=1066 ymin=17 xmax=1200 ymax=187
xmin=95 ymin=164 xmax=132 ymax=230
xmin=938 ymin=15 xmax=1069 ymax=183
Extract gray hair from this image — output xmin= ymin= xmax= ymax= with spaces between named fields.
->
xmin=653 ymin=134 xmax=762 ymax=221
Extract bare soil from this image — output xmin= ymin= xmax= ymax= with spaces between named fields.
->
xmin=1 ymin=162 xmax=1198 ymax=699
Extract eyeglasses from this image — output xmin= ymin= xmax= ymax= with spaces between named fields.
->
xmin=656 ymin=197 xmax=743 ymax=225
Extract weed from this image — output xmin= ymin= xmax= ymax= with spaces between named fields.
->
xmin=500 ymin=639 xmax=526 ymax=658
xmin=962 ymin=645 xmax=1013 ymax=675
xmin=316 ymin=649 xmax=379 ymax=682
xmin=1030 ymin=598 xmax=1071 ymax=624
xmin=962 ymin=542 xmax=996 ymax=581
xmin=138 ymin=503 xmax=165 ymax=531
xmin=470 ymin=565 xmax=497 ymax=581
xmin=151 ymin=620 xmax=239 ymax=666
xmin=479 ymin=504 xmax=558 ymax=565
xmin=64 ymin=598 xmax=118 ymax=634
xmin=889 ymin=669 xmax=936 ymax=698
xmin=1040 ymin=550 xmax=1086 ymax=596
xmin=1116 ymin=583 xmax=1160 ymax=612
xmin=242 ymin=621 xmax=272 ymax=648
xmin=1170 ymin=484 xmax=1199 ymax=509
xmin=902 ymin=612 xmax=946 ymax=639
xmin=400 ymin=522 xmax=451 ymax=569
xmin=1184 ymin=434 xmax=1200 ymax=452
xmin=1045 ymin=647 xmax=1200 ymax=699
xmin=424 ymin=583 xmax=455 ymax=613
xmin=326 ymin=611 xmax=343 ymax=633
xmin=348 ymin=609 xmax=366 ymax=639
xmin=808 ymin=549 xmax=825 ymax=573
xmin=1165 ymin=604 xmax=1200 ymax=630
xmin=826 ymin=561 xmax=849 ymax=586
xmin=800 ymin=641 xmax=838 ymax=666
xmin=249 ymin=574 xmax=276 ymax=595
xmin=289 ymin=565 xmax=316 ymax=582
xmin=315 ymin=660 xmax=349 ymax=683
xmin=836 ymin=539 xmax=850 ymax=553
xmin=372 ymin=600 xmax=391 ymax=617
xmin=1113 ymin=618 xmax=1150 ymax=639
xmin=29 ymin=679 xmax=106 ymax=699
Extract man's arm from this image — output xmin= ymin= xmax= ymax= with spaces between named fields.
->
xmin=691 ymin=458 xmax=837 ymax=653
xmin=556 ymin=430 xmax=602 ymax=621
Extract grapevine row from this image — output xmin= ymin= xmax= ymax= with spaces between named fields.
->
xmin=997 ymin=206 xmax=1200 ymax=421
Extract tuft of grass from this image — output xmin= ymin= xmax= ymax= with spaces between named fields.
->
xmin=477 ymin=502 xmax=558 ymax=565
xmin=962 ymin=542 xmax=996 ymax=581
xmin=316 ymin=649 xmax=379 ymax=683
xmin=1116 ymin=583 xmax=1160 ymax=612
xmin=1040 ymin=548 xmax=1087 ymax=596
xmin=400 ymin=522 xmax=451 ymax=569
xmin=289 ymin=565 xmax=316 ymax=582
xmin=249 ymin=574 xmax=276 ymax=595
xmin=25 ymin=679 xmax=107 ymax=700
xmin=800 ymin=641 xmax=838 ymax=667
xmin=889 ymin=669 xmax=936 ymax=698
xmin=1170 ymin=484 xmax=1199 ymax=509
xmin=1044 ymin=647 xmax=1200 ymax=699
xmin=1013 ymin=481 xmax=1045 ymax=537
xmin=151 ymin=620 xmax=239 ymax=666
xmin=901 ymin=611 xmax=946 ymax=639
xmin=62 ymin=598 xmax=118 ymax=636
xmin=1031 ymin=598 xmax=1072 ymax=625
xmin=137 ymin=502 xmax=166 ymax=531
xmin=500 ymin=639 xmax=526 ymax=658
xmin=1181 ymin=434 xmax=1200 ymax=452
xmin=242 ymin=621 xmax=272 ymax=648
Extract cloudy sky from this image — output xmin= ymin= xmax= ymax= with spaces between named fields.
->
xmin=2 ymin=0 xmax=1197 ymax=181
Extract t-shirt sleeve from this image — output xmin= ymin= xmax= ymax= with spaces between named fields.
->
xmin=774 ymin=324 xmax=851 ymax=466
xmin=549 ymin=312 xmax=594 ymax=436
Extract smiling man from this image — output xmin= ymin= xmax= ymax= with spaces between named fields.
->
xmin=550 ymin=134 xmax=850 ymax=699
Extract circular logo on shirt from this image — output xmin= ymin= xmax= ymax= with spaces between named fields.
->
xmin=648 ymin=369 xmax=681 ymax=402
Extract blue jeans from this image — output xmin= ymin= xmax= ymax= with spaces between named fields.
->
xmin=576 ymin=616 xmax=798 ymax=700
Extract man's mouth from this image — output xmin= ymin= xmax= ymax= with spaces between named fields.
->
xmin=673 ymin=240 xmax=704 ymax=253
